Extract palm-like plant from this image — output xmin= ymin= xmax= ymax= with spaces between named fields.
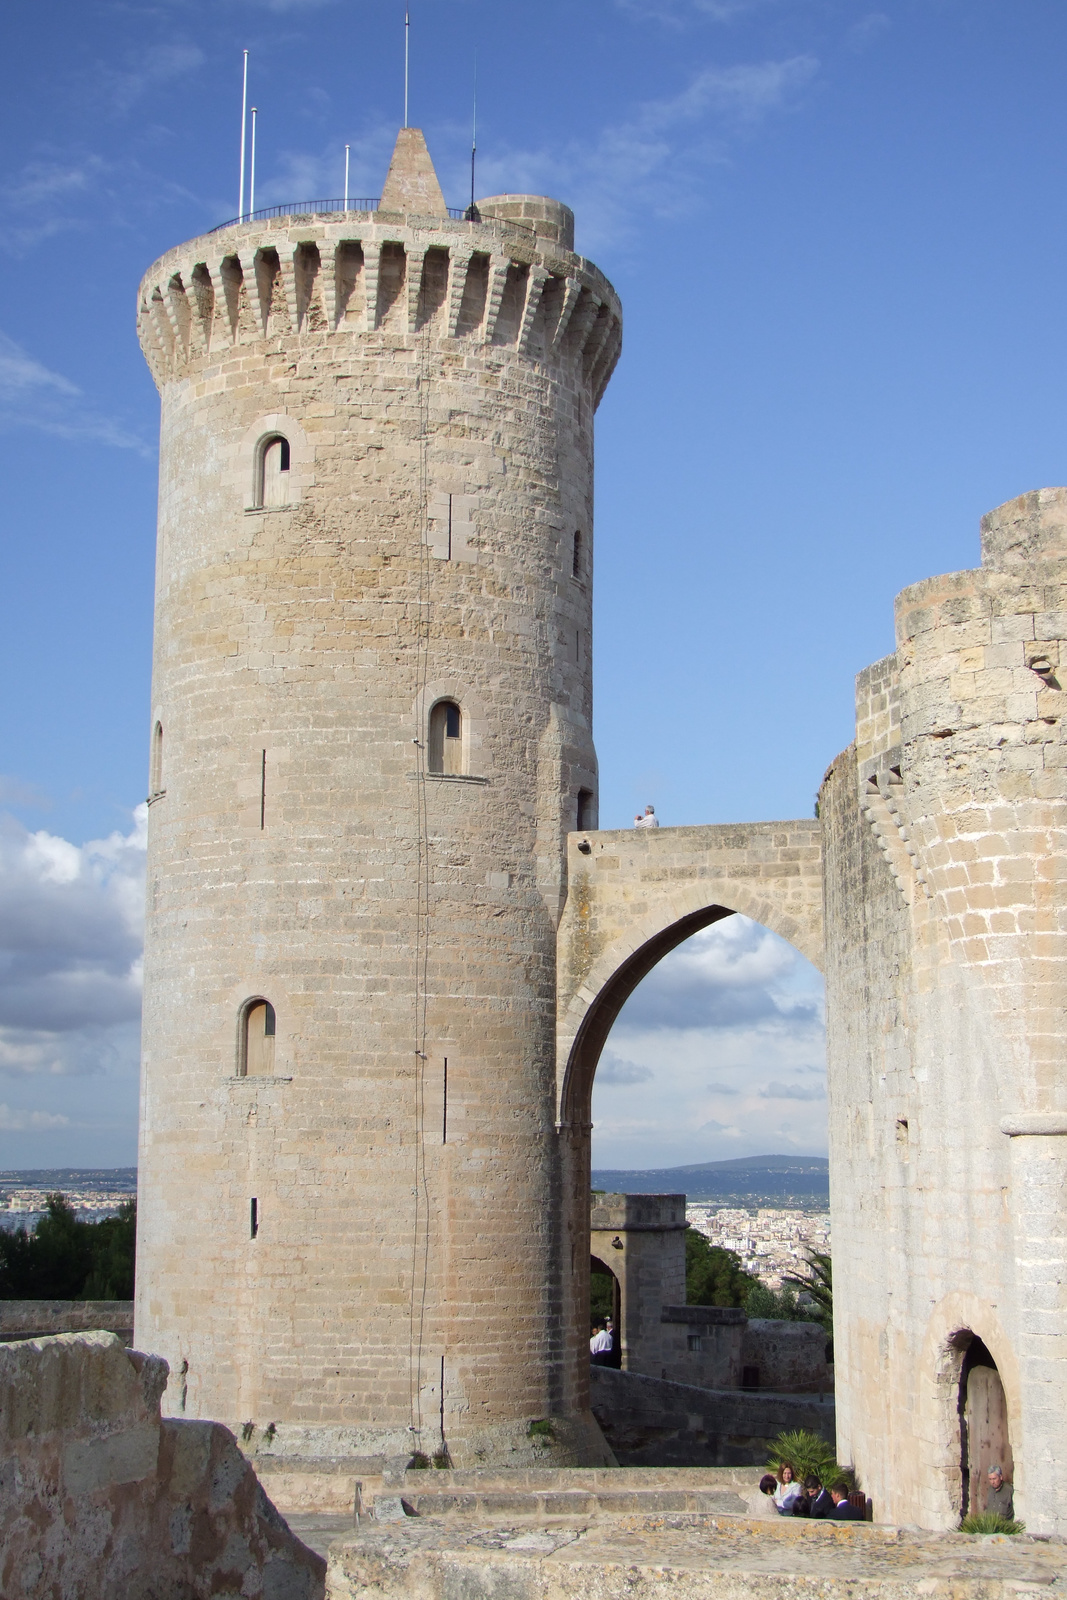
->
xmin=782 ymin=1249 xmax=832 ymax=1331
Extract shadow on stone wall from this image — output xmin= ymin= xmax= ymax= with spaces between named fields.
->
xmin=591 ymin=1365 xmax=836 ymax=1468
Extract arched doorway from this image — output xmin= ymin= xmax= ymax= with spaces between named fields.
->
xmin=959 ymin=1335 xmax=1013 ymax=1518
xmin=589 ymin=1254 xmax=621 ymax=1367
xmin=556 ymin=883 xmax=831 ymax=1420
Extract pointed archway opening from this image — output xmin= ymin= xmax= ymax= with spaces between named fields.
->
xmin=958 ymin=1334 xmax=1013 ymax=1520
xmin=589 ymin=1254 xmax=621 ymax=1367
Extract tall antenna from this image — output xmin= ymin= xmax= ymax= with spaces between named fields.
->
xmin=464 ymin=54 xmax=480 ymax=222
xmin=344 ymin=143 xmax=350 ymax=209
xmin=404 ymin=10 xmax=410 ymax=127
xmin=470 ymin=53 xmax=477 ymax=211
xmin=249 ymin=106 xmax=258 ymax=219
xmin=238 ymin=50 xmax=249 ymax=221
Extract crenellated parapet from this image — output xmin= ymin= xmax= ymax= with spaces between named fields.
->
xmin=136 ymin=202 xmax=622 ymax=407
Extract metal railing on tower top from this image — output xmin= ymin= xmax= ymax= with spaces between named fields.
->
xmin=210 ymin=198 xmax=476 ymax=232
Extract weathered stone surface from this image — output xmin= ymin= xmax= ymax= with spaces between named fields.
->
xmin=0 ymin=1298 xmax=133 ymax=1343
xmin=0 ymin=1330 xmax=325 ymax=1599
xmin=379 ymin=127 xmax=448 ymax=215
xmin=135 ymin=129 xmax=622 ymax=1467
xmin=325 ymin=1510 xmax=1065 ymax=1600
xmin=741 ymin=1319 xmax=832 ymax=1395
xmin=823 ymin=487 xmax=1067 ymax=1536
xmin=590 ymin=1367 xmax=835 ymax=1468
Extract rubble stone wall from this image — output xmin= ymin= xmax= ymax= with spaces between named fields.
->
xmin=0 ymin=1330 xmax=325 ymax=1600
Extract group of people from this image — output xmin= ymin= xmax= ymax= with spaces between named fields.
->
xmin=759 ymin=1464 xmax=866 ymax=1520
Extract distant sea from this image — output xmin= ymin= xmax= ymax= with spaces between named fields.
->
xmin=0 ymin=1168 xmax=137 ymax=1232
xmin=590 ymin=1153 xmax=829 ymax=1208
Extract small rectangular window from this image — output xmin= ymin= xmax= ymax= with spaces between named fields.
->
xmin=445 ymin=703 xmax=460 ymax=739
xmin=687 ymin=1333 xmax=703 ymax=1352
xmin=250 ymin=1198 xmax=259 ymax=1238
xmin=572 ymin=529 xmax=582 ymax=579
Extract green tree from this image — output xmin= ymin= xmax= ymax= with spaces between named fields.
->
xmin=744 ymin=1281 xmax=823 ymax=1322
xmin=0 ymin=1195 xmax=136 ymax=1300
xmin=685 ymin=1228 xmax=760 ymax=1307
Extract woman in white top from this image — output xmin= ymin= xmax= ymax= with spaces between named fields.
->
xmin=773 ymin=1464 xmax=803 ymax=1512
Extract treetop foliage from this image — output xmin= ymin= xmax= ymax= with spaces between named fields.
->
xmin=0 ymin=1194 xmax=136 ymax=1301
xmin=685 ymin=1227 xmax=760 ymax=1308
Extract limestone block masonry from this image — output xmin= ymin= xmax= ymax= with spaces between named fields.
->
xmin=822 ymin=487 xmax=1067 ymax=1537
xmin=134 ymin=129 xmax=620 ymax=1466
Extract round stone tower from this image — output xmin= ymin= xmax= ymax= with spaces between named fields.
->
xmin=134 ymin=129 xmax=622 ymax=1464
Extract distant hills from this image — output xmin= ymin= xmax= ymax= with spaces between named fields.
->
xmin=590 ymin=1153 xmax=829 ymax=1206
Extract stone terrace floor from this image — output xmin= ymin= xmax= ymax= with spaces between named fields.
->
xmin=288 ymin=1511 xmax=1066 ymax=1599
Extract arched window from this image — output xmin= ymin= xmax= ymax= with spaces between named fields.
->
xmin=257 ymin=435 xmax=291 ymax=508
xmin=150 ymin=721 xmax=164 ymax=797
xmin=428 ymin=700 xmax=463 ymax=775
xmin=240 ymin=999 xmax=276 ymax=1076
xmin=572 ymin=529 xmax=583 ymax=580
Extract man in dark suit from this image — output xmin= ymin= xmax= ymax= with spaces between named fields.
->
xmin=804 ymin=1476 xmax=835 ymax=1519
xmin=829 ymin=1482 xmax=865 ymax=1520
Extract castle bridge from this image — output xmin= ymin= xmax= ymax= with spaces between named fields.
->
xmin=555 ymin=820 xmax=824 ymax=1128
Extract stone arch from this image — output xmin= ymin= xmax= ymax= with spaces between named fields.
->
xmin=555 ymin=822 xmax=824 ymax=1126
xmin=915 ymin=1291 xmax=1021 ymax=1530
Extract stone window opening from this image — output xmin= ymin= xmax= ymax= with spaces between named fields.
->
xmin=250 ymin=1198 xmax=259 ymax=1239
xmin=572 ymin=529 xmax=583 ymax=580
xmin=239 ymin=998 xmax=276 ymax=1077
xmin=149 ymin=721 xmax=164 ymax=799
xmin=577 ymin=789 xmax=595 ymax=830
xmin=256 ymin=434 xmax=291 ymax=508
xmin=428 ymin=700 xmax=464 ymax=775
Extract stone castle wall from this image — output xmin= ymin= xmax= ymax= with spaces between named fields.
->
xmin=822 ymin=488 xmax=1067 ymax=1535
xmin=135 ymin=133 xmax=620 ymax=1465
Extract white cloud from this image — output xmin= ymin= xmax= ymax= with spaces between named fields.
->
xmin=591 ymin=916 xmax=826 ymax=1169
xmin=598 ymin=1053 xmax=654 ymax=1085
xmin=0 ymin=331 xmax=151 ymax=455
xmin=0 ymin=1104 xmax=71 ymax=1132
xmin=0 ymin=807 xmax=147 ymax=1052
xmin=759 ymin=1079 xmax=826 ymax=1101
xmin=102 ymin=42 xmax=205 ymax=113
xmin=469 ymin=53 xmax=817 ymax=253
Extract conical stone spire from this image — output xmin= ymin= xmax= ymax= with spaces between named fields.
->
xmin=379 ymin=127 xmax=447 ymax=216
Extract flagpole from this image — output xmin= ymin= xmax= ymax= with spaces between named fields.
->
xmin=344 ymin=144 xmax=350 ymax=209
xmin=404 ymin=10 xmax=410 ymax=127
xmin=249 ymin=107 xmax=257 ymax=218
xmin=239 ymin=50 xmax=249 ymax=220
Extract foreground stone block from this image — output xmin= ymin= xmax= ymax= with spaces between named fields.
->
xmin=0 ymin=1331 xmax=325 ymax=1600
xmin=325 ymin=1511 xmax=1066 ymax=1600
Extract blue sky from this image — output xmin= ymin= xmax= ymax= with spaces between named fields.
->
xmin=1 ymin=0 xmax=1065 ymax=1166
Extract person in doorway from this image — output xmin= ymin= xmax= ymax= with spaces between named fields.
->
xmin=829 ymin=1482 xmax=864 ymax=1520
xmin=773 ymin=1464 xmax=802 ymax=1512
xmin=589 ymin=1322 xmax=612 ymax=1365
xmin=986 ymin=1465 xmax=1014 ymax=1519
xmin=634 ymin=805 xmax=659 ymax=829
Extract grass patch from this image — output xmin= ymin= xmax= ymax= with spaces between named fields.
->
xmin=960 ymin=1512 xmax=1024 ymax=1536
xmin=527 ymin=1418 xmax=555 ymax=1442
